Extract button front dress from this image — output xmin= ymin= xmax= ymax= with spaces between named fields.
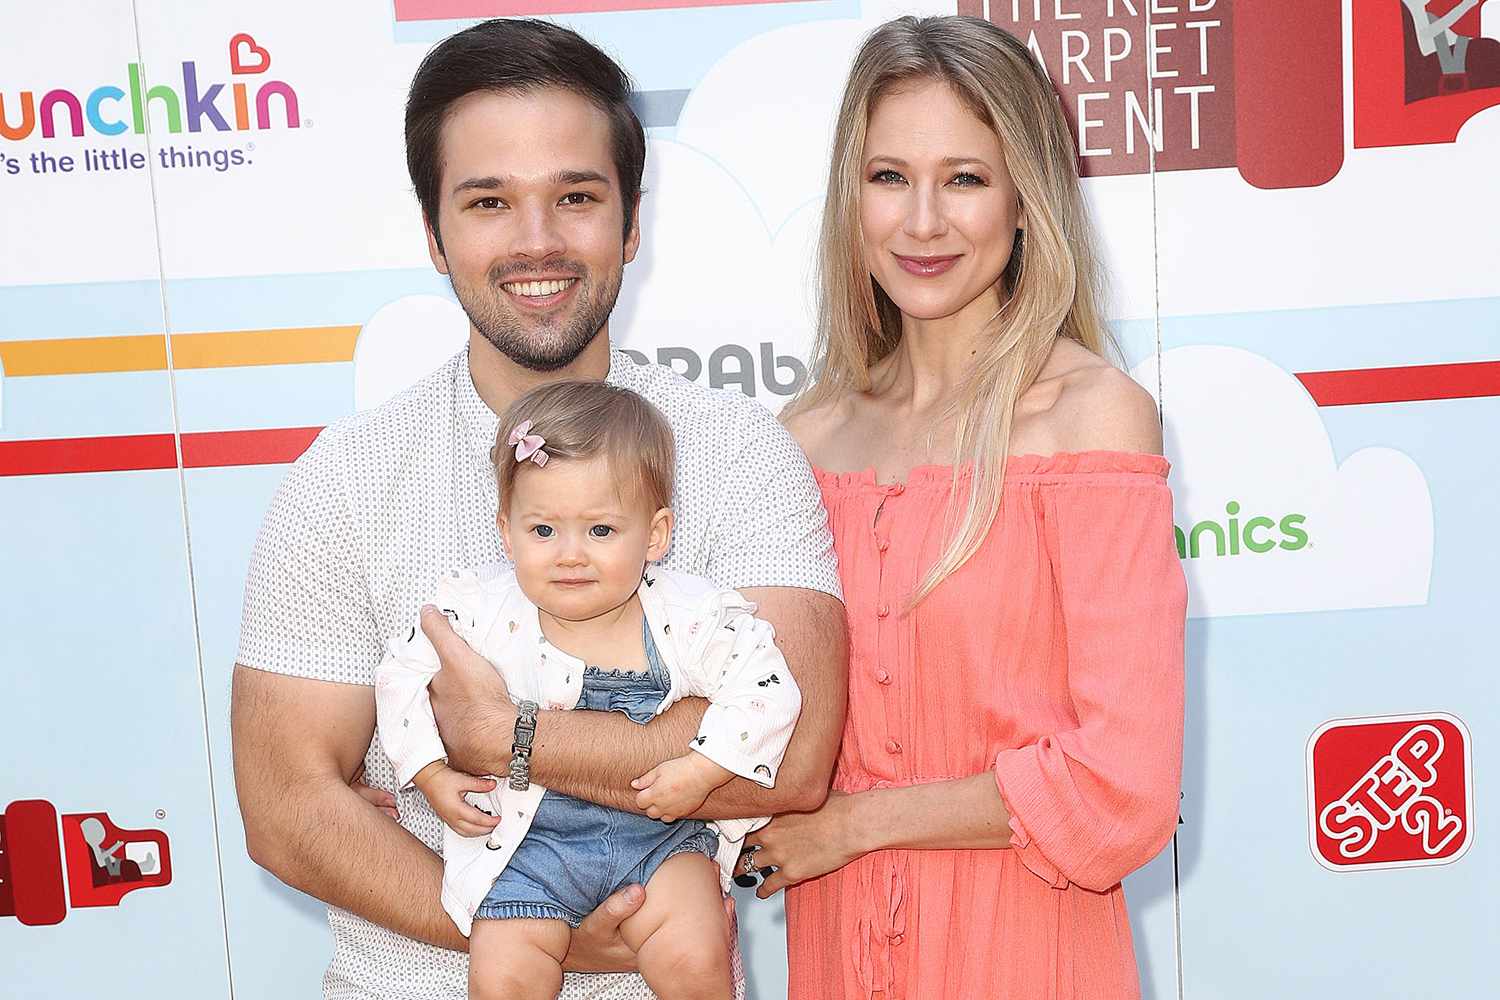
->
xmin=786 ymin=451 xmax=1187 ymax=1000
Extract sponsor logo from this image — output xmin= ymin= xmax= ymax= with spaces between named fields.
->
xmin=0 ymin=33 xmax=299 ymax=142
xmin=963 ymin=1 xmax=1500 ymax=188
xmin=966 ymin=0 xmax=1338 ymax=187
xmin=0 ymin=799 xmax=172 ymax=926
xmin=1173 ymin=502 xmax=1308 ymax=559
xmin=618 ymin=343 xmax=807 ymax=399
xmin=1307 ymin=714 xmax=1473 ymax=872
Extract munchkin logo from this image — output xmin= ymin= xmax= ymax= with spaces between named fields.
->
xmin=0 ymin=33 xmax=300 ymax=142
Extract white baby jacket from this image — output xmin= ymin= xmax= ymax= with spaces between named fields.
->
xmin=374 ymin=565 xmax=802 ymax=935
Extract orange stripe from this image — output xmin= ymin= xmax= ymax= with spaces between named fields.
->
xmin=0 ymin=326 xmax=360 ymax=376
xmin=170 ymin=327 xmax=361 ymax=369
xmin=0 ymin=335 xmax=168 ymax=376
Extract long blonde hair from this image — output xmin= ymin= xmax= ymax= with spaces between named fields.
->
xmin=788 ymin=15 xmax=1112 ymax=603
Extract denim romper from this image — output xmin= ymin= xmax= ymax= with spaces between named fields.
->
xmin=474 ymin=619 xmax=720 ymax=927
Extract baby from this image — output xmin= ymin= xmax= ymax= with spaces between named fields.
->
xmin=374 ymin=380 xmax=802 ymax=1000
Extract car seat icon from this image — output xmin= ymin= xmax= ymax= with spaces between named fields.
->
xmin=1 ymin=799 xmax=172 ymax=926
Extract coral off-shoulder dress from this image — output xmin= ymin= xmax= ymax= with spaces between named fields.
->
xmin=786 ymin=452 xmax=1187 ymax=1000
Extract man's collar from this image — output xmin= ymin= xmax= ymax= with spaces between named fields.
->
xmin=457 ymin=345 xmax=499 ymax=461
xmin=459 ymin=342 xmax=639 ymax=458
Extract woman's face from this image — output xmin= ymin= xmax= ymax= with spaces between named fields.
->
xmin=859 ymin=79 xmax=1024 ymax=327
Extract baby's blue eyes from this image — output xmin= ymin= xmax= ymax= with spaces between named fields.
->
xmin=528 ymin=524 xmax=614 ymax=538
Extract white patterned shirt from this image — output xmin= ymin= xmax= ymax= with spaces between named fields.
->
xmin=237 ymin=346 xmax=841 ymax=1000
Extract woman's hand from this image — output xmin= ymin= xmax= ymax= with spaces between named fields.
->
xmin=741 ymin=790 xmax=865 ymax=899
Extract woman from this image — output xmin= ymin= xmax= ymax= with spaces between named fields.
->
xmin=743 ymin=16 xmax=1187 ymax=999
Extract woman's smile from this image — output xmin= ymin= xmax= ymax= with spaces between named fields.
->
xmin=893 ymin=253 xmax=963 ymax=276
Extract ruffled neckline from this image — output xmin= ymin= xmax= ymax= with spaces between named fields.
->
xmin=812 ymin=449 xmax=1170 ymax=489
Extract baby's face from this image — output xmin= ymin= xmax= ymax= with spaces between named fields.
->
xmin=500 ymin=455 xmax=672 ymax=622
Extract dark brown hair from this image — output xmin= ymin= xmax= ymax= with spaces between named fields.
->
xmin=404 ymin=18 xmax=647 ymax=251
xmin=495 ymin=381 xmax=674 ymax=513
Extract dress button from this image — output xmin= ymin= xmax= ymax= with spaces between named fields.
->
xmin=876 ymin=603 xmax=890 ymax=618
xmin=877 ymin=538 xmax=890 ymax=552
xmin=874 ymin=669 xmax=891 ymax=685
xmin=890 ymin=933 xmax=905 ymax=946
xmin=889 ymin=483 xmax=905 ymax=496
xmin=884 ymin=739 xmax=902 ymax=754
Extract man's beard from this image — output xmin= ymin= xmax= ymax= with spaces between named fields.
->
xmin=451 ymin=259 xmax=624 ymax=373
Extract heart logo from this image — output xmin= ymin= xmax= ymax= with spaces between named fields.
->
xmin=230 ymin=33 xmax=272 ymax=75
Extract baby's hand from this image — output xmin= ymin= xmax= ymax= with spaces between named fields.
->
xmin=412 ymin=761 xmax=500 ymax=838
xmin=632 ymin=753 xmax=734 ymax=822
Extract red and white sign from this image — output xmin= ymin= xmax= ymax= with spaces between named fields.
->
xmin=1307 ymin=713 xmax=1474 ymax=872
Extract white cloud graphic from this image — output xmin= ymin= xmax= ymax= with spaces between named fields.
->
xmin=675 ymin=18 xmax=870 ymax=234
xmin=353 ymin=294 xmax=469 ymax=412
xmin=1132 ymin=346 xmax=1433 ymax=619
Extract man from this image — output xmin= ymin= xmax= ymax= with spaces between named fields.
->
xmin=230 ymin=18 xmax=846 ymax=1000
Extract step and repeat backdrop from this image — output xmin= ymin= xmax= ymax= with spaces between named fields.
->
xmin=2 ymin=1 xmax=1496 ymax=997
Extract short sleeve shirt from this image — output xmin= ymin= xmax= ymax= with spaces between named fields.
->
xmin=236 ymin=346 xmax=840 ymax=1000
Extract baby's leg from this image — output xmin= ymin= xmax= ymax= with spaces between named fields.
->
xmin=620 ymin=852 xmax=732 ymax=1000
xmin=468 ymin=917 xmax=571 ymax=1000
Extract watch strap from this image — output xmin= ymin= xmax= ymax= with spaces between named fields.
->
xmin=508 ymin=700 xmax=539 ymax=791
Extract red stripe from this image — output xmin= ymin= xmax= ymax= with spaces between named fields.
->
xmin=5 ymin=360 xmax=1500 ymax=477
xmin=180 ymin=426 xmax=322 ymax=468
xmin=1 ymin=427 xmax=321 ymax=477
xmin=1296 ymin=360 xmax=1500 ymax=406
xmin=0 ymin=433 xmax=178 ymax=476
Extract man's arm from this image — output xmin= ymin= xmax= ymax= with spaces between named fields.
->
xmin=231 ymin=664 xmax=466 ymax=950
xmin=432 ymin=587 xmax=846 ymax=817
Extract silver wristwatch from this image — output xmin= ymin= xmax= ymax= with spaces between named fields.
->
xmin=508 ymin=700 xmax=539 ymax=791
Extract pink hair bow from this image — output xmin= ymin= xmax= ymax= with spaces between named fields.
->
xmin=507 ymin=420 xmax=549 ymax=467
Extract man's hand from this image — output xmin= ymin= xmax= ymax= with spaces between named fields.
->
xmin=411 ymin=761 xmax=500 ymax=838
xmin=561 ymin=884 xmax=645 ymax=973
xmin=632 ymin=753 xmax=733 ymax=822
xmin=422 ymin=605 xmax=516 ymax=774
xmin=349 ymin=763 xmax=399 ymax=821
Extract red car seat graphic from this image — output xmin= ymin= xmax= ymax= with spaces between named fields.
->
xmin=0 ymin=799 xmax=172 ymax=926
xmin=1355 ymin=0 xmax=1500 ymax=147
xmin=1234 ymin=2 xmax=1345 ymax=189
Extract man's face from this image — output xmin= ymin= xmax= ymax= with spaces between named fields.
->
xmin=426 ymin=88 xmax=641 ymax=372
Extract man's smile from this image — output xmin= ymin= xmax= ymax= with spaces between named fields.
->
xmin=498 ymin=276 xmax=580 ymax=310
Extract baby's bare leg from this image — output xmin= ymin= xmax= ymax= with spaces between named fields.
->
xmin=620 ymin=852 xmax=732 ymax=1000
xmin=468 ymin=917 xmax=572 ymax=1000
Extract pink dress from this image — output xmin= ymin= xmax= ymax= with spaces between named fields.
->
xmin=786 ymin=452 xmax=1187 ymax=1000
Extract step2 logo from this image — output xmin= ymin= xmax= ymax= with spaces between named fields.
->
xmin=1307 ymin=713 xmax=1473 ymax=872
xmin=0 ymin=799 xmax=172 ymax=926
